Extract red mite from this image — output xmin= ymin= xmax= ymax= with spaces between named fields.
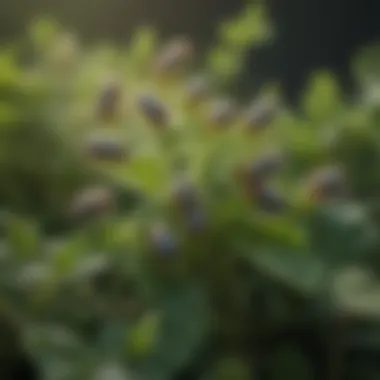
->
xmin=149 ymin=223 xmax=177 ymax=257
xmin=235 ymin=151 xmax=285 ymax=204
xmin=209 ymin=99 xmax=237 ymax=129
xmin=186 ymin=207 xmax=207 ymax=232
xmin=68 ymin=186 xmax=115 ymax=220
xmin=244 ymin=97 xmax=279 ymax=132
xmin=235 ymin=165 xmax=286 ymax=213
xmin=256 ymin=186 xmax=287 ymax=213
xmin=186 ymin=75 xmax=210 ymax=104
xmin=247 ymin=151 xmax=284 ymax=183
xmin=171 ymin=179 xmax=199 ymax=212
xmin=235 ymin=164 xmax=259 ymax=200
xmin=96 ymin=80 xmax=122 ymax=122
xmin=171 ymin=178 xmax=207 ymax=231
xmin=86 ymin=135 xmax=128 ymax=162
xmin=307 ymin=166 xmax=347 ymax=201
xmin=138 ymin=93 xmax=168 ymax=127
xmin=155 ymin=37 xmax=194 ymax=75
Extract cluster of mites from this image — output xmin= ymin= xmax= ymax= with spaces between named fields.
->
xmin=68 ymin=37 xmax=347 ymax=256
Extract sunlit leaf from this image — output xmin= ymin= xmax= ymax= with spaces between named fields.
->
xmin=302 ymin=70 xmax=344 ymax=122
xmin=127 ymin=311 xmax=161 ymax=359
xmin=29 ymin=16 xmax=61 ymax=50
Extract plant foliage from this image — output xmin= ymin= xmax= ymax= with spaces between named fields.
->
xmin=1 ymin=3 xmax=380 ymax=380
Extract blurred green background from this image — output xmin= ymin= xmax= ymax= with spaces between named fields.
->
xmin=1 ymin=0 xmax=379 ymax=102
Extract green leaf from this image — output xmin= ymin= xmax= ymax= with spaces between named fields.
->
xmin=204 ymin=357 xmax=252 ymax=380
xmin=103 ymin=218 xmax=140 ymax=252
xmin=26 ymin=325 xmax=85 ymax=360
xmin=207 ymin=47 xmax=244 ymax=82
xmin=94 ymin=361 xmax=135 ymax=380
xmin=0 ymin=52 xmax=21 ymax=86
xmin=0 ymin=102 xmax=19 ymax=125
xmin=246 ymin=249 xmax=326 ymax=297
xmin=129 ymin=27 xmax=157 ymax=69
xmin=28 ymin=16 xmax=61 ymax=50
xmin=127 ymin=311 xmax=161 ymax=359
xmin=264 ymin=344 xmax=315 ymax=380
xmin=218 ymin=4 xmax=273 ymax=49
xmin=5 ymin=216 xmax=41 ymax=259
xmin=249 ymin=216 xmax=308 ymax=249
xmin=16 ymin=263 xmax=51 ymax=291
xmin=97 ymin=322 xmax=128 ymax=360
xmin=109 ymin=154 xmax=170 ymax=198
xmin=332 ymin=266 xmax=380 ymax=321
xmin=351 ymin=43 xmax=380 ymax=87
xmin=49 ymin=236 xmax=88 ymax=276
xmin=69 ymin=254 xmax=109 ymax=281
xmin=302 ymin=70 xmax=343 ymax=122
xmin=137 ymin=282 xmax=211 ymax=380
xmin=308 ymin=203 xmax=377 ymax=265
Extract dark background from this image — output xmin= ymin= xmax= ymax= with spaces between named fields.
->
xmin=0 ymin=0 xmax=378 ymax=103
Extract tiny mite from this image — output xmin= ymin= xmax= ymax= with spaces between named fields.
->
xmin=138 ymin=93 xmax=169 ymax=127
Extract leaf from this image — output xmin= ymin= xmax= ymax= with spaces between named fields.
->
xmin=218 ymin=3 xmax=273 ymax=49
xmin=137 ymin=282 xmax=211 ymax=380
xmin=302 ymin=70 xmax=343 ymax=122
xmin=203 ymin=357 xmax=252 ymax=380
xmin=351 ymin=43 xmax=380 ymax=87
xmin=110 ymin=154 xmax=170 ymax=198
xmin=94 ymin=361 xmax=135 ymax=380
xmin=49 ymin=235 xmax=88 ymax=276
xmin=28 ymin=16 xmax=61 ymax=50
xmin=5 ymin=216 xmax=41 ymax=259
xmin=246 ymin=249 xmax=326 ymax=297
xmin=248 ymin=216 xmax=308 ymax=249
xmin=127 ymin=311 xmax=161 ymax=359
xmin=352 ymin=43 xmax=380 ymax=111
xmin=26 ymin=325 xmax=85 ymax=360
xmin=207 ymin=47 xmax=244 ymax=82
xmin=97 ymin=322 xmax=128 ymax=360
xmin=15 ymin=263 xmax=51 ymax=290
xmin=0 ymin=52 xmax=21 ymax=86
xmin=0 ymin=102 xmax=19 ymax=125
xmin=207 ymin=2 xmax=273 ymax=85
xmin=103 ymin=218 xmax=140 ymax=252
xmin=346 ymin=328 xmax=380 ymax=353
xmin=129 ymin=27 xmax=157 ymax=68
xmin=284 ymin=120 xmax=327 ymax=172
xmin=40 ymin=358 xmax=76 ymax=380
xmin=264 ymin=344 xmax=315 ymax=380
xmin=308 ymin=203 xmax=377 ymax=265
xmin=69 ymin=254 xmax=109 ymax=281
xmin=332 ymin=266 xmax=380 ymax=321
